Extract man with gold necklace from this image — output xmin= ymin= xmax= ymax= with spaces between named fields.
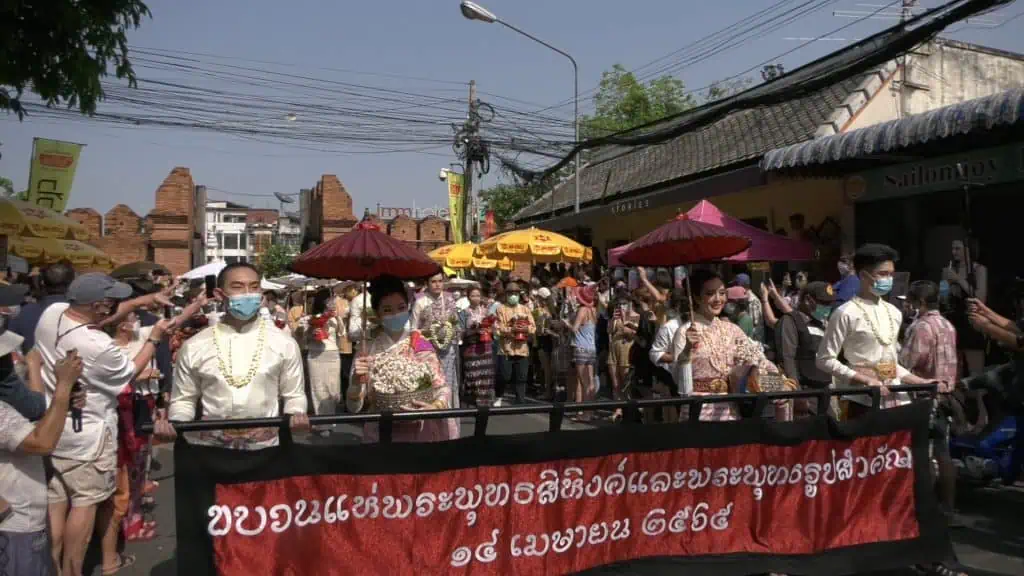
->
xmin=817 ymin=244 xmax=948 ymax=420
xmin=156 ymin=263 xmax=308 ymax=449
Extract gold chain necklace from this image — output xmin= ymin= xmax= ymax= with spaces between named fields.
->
xmin=852 ymin=298 xmax=897 ymax=346
xmin=213 ymin=319 xmax=267 ymax=389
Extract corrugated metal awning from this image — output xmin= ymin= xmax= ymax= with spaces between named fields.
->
xmin=761 ymin=88 xmax=1024 ymax=171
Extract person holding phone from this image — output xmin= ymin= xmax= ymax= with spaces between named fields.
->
xmin=33 ymin=274 xmax=173 ymax=576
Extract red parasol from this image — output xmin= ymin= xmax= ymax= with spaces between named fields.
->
xmin=619 ymin=213 xmax=751 ymax=267
xmin=289 ymin=215 xmax=441 ymax=281
xmin=619 ymin=212 xmax=751 ymax=321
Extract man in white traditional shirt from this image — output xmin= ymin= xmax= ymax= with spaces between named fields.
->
xmin=816 ymin=243 xmax=947 ymax=419
xmin=155 ymin=263 xmax=309 ymax=449
xmin=346 ymin=282 xmax=372 ymax=346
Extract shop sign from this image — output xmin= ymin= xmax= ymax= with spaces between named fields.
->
xmin=858 ymin=142 xmax=1024 ymax=201
xmin=609 ymin=197 xmax=651 ymax=215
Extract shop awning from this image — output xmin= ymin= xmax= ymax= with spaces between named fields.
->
xmin=761 ymin=88 xmax=1024 ymax=171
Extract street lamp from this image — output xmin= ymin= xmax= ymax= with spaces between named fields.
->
xmin=459 ymin=1 xmax=581 ymax=215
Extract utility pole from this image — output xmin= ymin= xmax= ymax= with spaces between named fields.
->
xmin=464 ymin=80 xmax=477 ymax=244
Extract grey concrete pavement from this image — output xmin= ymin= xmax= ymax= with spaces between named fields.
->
xmin=100 ymin=414 xmax=1024 ymax=575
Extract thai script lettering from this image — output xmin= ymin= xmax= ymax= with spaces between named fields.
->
xmin=207 ymin=444 xmax=911 ymax=538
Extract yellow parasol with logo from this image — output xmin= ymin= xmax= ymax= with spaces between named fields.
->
xmin=477 ymin=228 xmax=588 ymax=263
xmin=428 ymin=243 xmax=514 ymax=271
xmin=0 ymin=199 xmax=90 ymax=241
xmin=9 ymin=237 xmax=111 ymax=270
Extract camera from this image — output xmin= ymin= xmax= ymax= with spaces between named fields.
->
xmin=438 ymin=168 xmax=450 ymax=181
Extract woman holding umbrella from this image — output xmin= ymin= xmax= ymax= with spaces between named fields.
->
xmin=348 ymin=275 xmax=459 ymax=442
xmin=671 ymin=269 xmax=786 ymax=421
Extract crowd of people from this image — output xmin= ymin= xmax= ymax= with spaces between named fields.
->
xmin=0 ymin=233 xmax=1020 ymax=576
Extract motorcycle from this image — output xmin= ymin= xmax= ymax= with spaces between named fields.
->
xmin=949 ymin=414 xmax=1021 ymax=486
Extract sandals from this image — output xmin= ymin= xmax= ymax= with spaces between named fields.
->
xmin=101 ymin=553 xmax=136 ymax=575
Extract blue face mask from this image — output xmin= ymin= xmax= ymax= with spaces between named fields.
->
xmin=507 ymin=294 xmax=520 ymax=306
xmin=812 ymin=305 xmax=832 ymax=322
xmin=871 ymin=277 xmax=894 ymax=297
xmin=227 ymin=294 xmax=262 ymax=321
xmin=381 ymin=311 xmax=409 ymax=333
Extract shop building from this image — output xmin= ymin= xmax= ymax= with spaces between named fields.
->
xmin=762 ymin=87 xmax=1024 ymax=309
xmin=513 ymin=38 xmax=1024 ymax=275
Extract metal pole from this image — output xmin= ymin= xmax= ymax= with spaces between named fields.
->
xmin=496 ymin=21 xmax=579 ymax=214
xmin=464 ymin=80 xmax=476 ymax=244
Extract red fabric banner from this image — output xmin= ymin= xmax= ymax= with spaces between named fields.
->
xmin=206 ymin=432 xmax=916 ymax=575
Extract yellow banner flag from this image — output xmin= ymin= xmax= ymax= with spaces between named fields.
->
xmin=27 ymin=138 xmax=84 ymax=212
xmin=447 ymin=172 xmax=465 ymax=244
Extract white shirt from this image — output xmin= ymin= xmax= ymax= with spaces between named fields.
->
xmin=169 ymin=317 xmax=306 ymax=449
xmin=669 ymin=321 xmax=694 ymax=395
xmin=649 ymin=316 xmax=681 ymax=371
xmin=816 ymin=295 xmax=911 ymax=406
xmin=35 ymin=303 xmax=134 ymax=461
xmin=347 ymin=293 xmax=371 ymax=344
xmin=0 ymin=401 xmax=47 ymax=532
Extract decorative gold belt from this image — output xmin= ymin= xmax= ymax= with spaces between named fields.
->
xmin=692 ymin=378 xmax=729 ymax=394
xmin=853 ymin=361 xmax=898 ymax=381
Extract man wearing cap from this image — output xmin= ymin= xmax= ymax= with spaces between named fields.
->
xmin=0 ymin=284 xmax=83 ymax=575
xmin=730 ymin=274 xmax=764 ymax=342
xmin=34 ymin=273 xmax=173 ymax=576
xmin=776 ymin=281 xmax=836 ymax=417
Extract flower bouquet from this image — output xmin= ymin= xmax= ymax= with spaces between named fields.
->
xmin=369 ymin=342 xmax=438 ymax=410
xmin=308 ymin=310 xmax=335 ymax=341
xmin=512 ymin=315 xmax=531 ymax=342
xmin=478 ymin=315 xmax=495 ymax=344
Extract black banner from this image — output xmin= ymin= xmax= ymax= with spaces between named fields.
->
xmin=174 ymin=401 xmax=951 ymax=576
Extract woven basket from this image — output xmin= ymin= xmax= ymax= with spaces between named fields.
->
xmin=372 ymin=387 xmax=437 ymax=411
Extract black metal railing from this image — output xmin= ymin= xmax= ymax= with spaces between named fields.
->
xmin=141 ymin=384 xmax=937 ymax=444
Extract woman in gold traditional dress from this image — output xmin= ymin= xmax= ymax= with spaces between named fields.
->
xmin=672 ymin=269 xmax=792 ymax=421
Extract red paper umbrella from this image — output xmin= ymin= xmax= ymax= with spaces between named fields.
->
xmin=289 ymin=215 xmax=441 ymax=281
xmin=619 ymin=213 xmax=751 ymax=267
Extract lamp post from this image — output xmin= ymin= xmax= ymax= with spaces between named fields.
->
xmin=460 ymin=1 xmax=580 ymax=215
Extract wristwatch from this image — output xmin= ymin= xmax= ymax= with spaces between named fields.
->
xmin=147 ymin=337 xmax=162 ymax=347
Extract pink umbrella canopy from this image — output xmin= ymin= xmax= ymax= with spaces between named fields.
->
xmin=610 ymin=200 xmax=814 ymax=265
xmin=289 ymin=215 xmax=442 ymax=281
xmin=619 ymin=213 xmax=751 ymax=267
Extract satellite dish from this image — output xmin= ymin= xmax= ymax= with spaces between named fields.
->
xmin=274 ymin=192 xmax=295 ymax=204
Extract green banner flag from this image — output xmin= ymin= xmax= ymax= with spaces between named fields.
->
xmin=27 ymin=138 xmax=84 ymax=212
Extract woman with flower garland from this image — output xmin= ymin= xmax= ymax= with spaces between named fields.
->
xmin=348 ymin=275 xmax=459 ymax=442
xmin=671 ymin=269 xmax=787 ymax=422
xmin=299 ymin=288 xmax=343 ymax=423
xmin=411 ymin=273 xmax=461 ymax=409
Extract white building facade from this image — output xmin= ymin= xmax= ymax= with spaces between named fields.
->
xmin=205 ymin=201 xmax=251 ymax=264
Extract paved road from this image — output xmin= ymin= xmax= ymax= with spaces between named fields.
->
xmin=94 ymin=413 xmax=1024 ymax=575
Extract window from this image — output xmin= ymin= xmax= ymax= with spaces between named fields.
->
xmin=223 ymin=234 xmax=239 ymax=250
xmin=225 ymin=256 xmax=239 ymax=264
xmin=239 ymin=234 xmax=247 ymax=250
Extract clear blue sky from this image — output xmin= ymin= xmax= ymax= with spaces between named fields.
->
xmin=1 ymin=0 xmax=1021 ymax=217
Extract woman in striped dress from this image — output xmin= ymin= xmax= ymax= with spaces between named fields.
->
xmin=459 ymin=287 xmax=495 ymax=406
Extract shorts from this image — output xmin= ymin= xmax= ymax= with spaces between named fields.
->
xmin=608 ymin=340 xmax=634 ymax=368
xmin=0 ymin=530 xmax=54 ymax=576
xmin=572 ymin=347 xmax=597 ymax=366
xmin=48 ymin=430 xmax=117 ymax=508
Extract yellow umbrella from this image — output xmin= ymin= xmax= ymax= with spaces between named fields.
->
xmin=9 ymin=237 xmax=110 ymax=268
xmin=428 ymin=243 xmax=477 ymax=269
xmin=428 ymin=243 xmax=515 ymax=272
xmin=0 ymin=199 xmax=89 ymax=240
xmin=477 ymin=227 xmax=587 ymax=263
